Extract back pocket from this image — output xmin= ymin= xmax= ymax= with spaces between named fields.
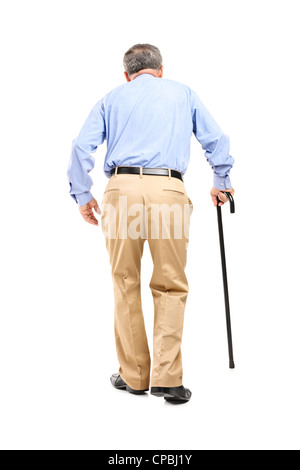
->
xmin=162 ymin=189 xmax=185 ymax=195
xmin=104 ymin=188 xmax=120 ymax=195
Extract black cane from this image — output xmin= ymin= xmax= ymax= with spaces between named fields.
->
xmin=216 ymin=192 xmax=235 ymax=369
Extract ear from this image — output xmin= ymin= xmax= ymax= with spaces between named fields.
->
xmin=159 ymin=65 xmax=164 ymax=77
xmin=124 ymin=71 xmax=131 ymax=82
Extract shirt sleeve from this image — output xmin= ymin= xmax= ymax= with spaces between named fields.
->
xmin=67 ymin=99 xmax=106 ymax=206
xmin=190 ymin=89 xmax=234 ymax=190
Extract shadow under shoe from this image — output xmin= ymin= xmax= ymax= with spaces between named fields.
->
xmin=110 ymin=373 xmax=149 ymax=395
xmin=150 ymin=385 xmax=192 ymax=404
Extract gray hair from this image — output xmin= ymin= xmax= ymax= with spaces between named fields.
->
xmin=123 ymin=44 xmax=163 ymax=77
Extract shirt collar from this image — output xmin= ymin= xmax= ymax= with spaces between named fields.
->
xmin=133 ymin=72 xmax=158 ymax=80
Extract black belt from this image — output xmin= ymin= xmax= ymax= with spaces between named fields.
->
xmin=110 ymin=166 xmax=183 ymax=181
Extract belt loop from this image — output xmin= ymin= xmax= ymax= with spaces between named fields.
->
xmin=114 ymin=166 xmax=118 ymax=177
xmin=140 ymin=166 xmax=143 ymax=179
xmin=168 ymin=168 xmax=171 ymax=180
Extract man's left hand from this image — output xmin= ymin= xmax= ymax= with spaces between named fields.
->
xmin=79 ymin=198 xmax=101 ymax=225
xmin=210 ymin=187 xmax=235 ymax=207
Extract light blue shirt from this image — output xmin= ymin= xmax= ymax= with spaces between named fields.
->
xmin=67 ymin=73 xmax=234 ymax=206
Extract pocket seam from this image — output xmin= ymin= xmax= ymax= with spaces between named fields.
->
xmin=162 ymin=189 xmax=185 ymax=195
xmin=104 ymin=188 xmax=120 ymax=194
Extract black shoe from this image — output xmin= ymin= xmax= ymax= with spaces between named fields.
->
xmin=150 ymin=386 xmax=192 ymax=404
xmin=110 ymin=374 xmax=149 ymax=395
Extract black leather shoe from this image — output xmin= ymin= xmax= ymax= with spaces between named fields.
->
xmin=150 ymin=386 xmax=192 ymax=404
xmin=110 ymin=374 xmax=149 ymax=395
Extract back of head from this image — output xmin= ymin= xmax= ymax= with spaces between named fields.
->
xmin=123 ymin=44 xmax=163 ymax=78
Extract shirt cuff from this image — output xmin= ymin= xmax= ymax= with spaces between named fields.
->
xmin=213 ymin=174 xmax=232 ymax=191
xmin=72 ymin=191 xmax=94 ymax=206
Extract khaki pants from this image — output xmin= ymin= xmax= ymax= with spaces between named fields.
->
xmin=100 ymin=170 xmax=193 ymax=390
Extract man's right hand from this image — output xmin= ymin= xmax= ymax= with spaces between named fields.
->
xmin=79 ymin=197 xmax=101 ymax=225
xmin=210 ymin=187 xmax=235 ymax=207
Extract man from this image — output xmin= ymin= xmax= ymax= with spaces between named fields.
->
xmin=67 ymin=44 xmax=234 ymax=404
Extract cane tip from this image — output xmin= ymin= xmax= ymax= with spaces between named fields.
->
xmin=229 ymin=362 xmax=235 ymax=369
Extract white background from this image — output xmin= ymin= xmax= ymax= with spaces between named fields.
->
xmin=0 ymin=0 xmax=299 ymax=451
